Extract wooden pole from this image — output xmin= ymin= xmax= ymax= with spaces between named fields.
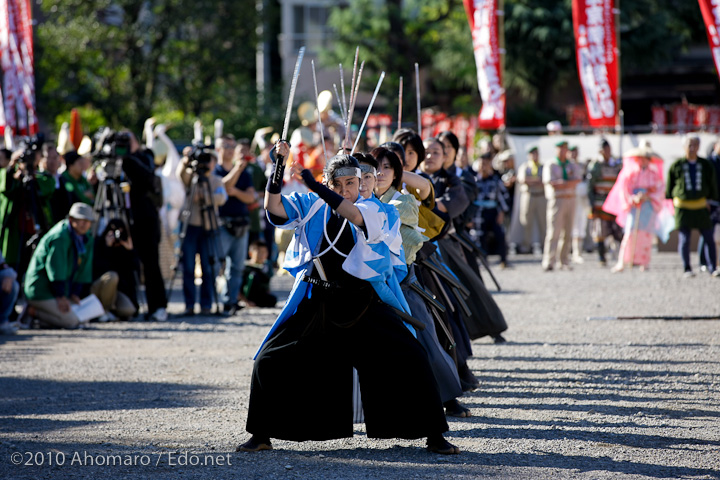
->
xmin=415 ymin=63 xmax=421 ymax=134
xmin=398 ymin=76 xmax=403 ymax=131
xmin=615 ymin=0 xmax=623 ymax=157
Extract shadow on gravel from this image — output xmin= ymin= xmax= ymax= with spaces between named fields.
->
xmin=0 ymin=334 xmax=34 ymax=347
xmin=0 ymin=377 xmax=213 ymax=420
xmin=0 ymin=439 xmax=235 ymax=479
xmin=479 ymin=356 xmax=720 ymax=366
xmin=263 ymin=446 xmax=719 ymax=479
xmin=450 ymin=418 xmax=720 ymax=449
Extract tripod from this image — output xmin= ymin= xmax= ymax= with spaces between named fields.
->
xmin=167 ymin=169 xmax=224 ymax=315
xmin=92 ymin=157 xmax=147 ymax=315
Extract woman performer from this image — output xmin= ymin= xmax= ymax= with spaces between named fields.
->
xmin=420 ymin=137 xmax=508 ymax=345
xmin=604 ymin=146 xmax=669 ymax=272
xmin=369 ymin=147 xmax=468 ymax=417
xmin=238 ymin=143 xmax=458 ymax=454
xmin=386 ymin=135 xmax=476 ymax=390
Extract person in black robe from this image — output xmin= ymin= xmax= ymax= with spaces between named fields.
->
xmin=238 ymin=147 xmax=458 ymax=454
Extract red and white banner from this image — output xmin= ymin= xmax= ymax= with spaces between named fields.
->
xmin=651 ymin=106 xmax=667 ymax=132
xmin=572 ymin=0 xmax=618 ymax=129
xmin=0 ymin=0 xmax=36 ymax=137
xmin=463 ymin=0 xmax=505 ymax=130
xmin=698 ymin=0 xmax=720 ymax=84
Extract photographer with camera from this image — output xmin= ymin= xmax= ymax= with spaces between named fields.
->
xmin=215 ymin=135 xmax=256 ymax=315
xmin=177 ymin=144 xmax=227 ymax=316
xmin=119 ymin=131 xmax=169 ymax=321
xmin=92 ymin=218 xmax=138 ymax=321
xmin=0 ymin=136 xmax=55 ymax=272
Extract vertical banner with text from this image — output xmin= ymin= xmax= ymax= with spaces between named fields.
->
xmin=463 ymin=0 xmax=505 ymax=130
xmin=572 ymin=0 xmax=618 ymax=129
xmin=698 ymin=0 xmax=720 ymax=83
xmin=0 ymin=0 xmax=35 ymax=137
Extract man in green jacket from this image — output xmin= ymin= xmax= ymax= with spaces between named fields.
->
xmin=665 ymin=135 xmax=720 ymax=278
xmin=24 ymin=203 xmax=95 ymax=328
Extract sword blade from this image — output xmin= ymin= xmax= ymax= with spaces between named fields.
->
xmin=415 ymin=63 xmax=421 ymax=134
xmin=281 ymin=46 xmax=306 ymax=142
xmin=398 ymin=76 xmax=403 ymax=130
xmin=344 ymin=47 xmax=360 ymax=148
xmin=352 ymin=71 xmax=385 ymax=154
xmin=311 ymin=60 xmax=328 ymax=163
xmin=333 ymin=83 xmax=346 ymax=125
xmin=339 ymin=63 xmax=348 ymax=122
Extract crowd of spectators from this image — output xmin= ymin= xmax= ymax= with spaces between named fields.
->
xmin=1 ymin=112 xmax=718 ymax=336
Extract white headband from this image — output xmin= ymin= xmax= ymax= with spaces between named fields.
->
xmin=331 ymin=166 xmax=361 ymax=179
xmin=358 ymin=164 xmax=376 ymax=175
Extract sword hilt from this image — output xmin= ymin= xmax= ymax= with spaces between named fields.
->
xmin=271 ymin=153 xmax=286 ymax=188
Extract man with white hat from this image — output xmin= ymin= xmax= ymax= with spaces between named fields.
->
xmin=23 ymin=203 xmax=96 ymax=329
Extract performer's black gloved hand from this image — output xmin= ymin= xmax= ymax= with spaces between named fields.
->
xmin=266 ymin=144 xmax=287 ymax=194
xmin=300 ymin=169 xmax=344 ymax=211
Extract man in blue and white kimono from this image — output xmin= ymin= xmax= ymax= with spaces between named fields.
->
xmin=238 ymin=145 xmax=458 ymax=455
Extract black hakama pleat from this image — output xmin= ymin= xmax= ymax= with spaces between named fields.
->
xmin=246 ymin=284 xmax=449 ymax=441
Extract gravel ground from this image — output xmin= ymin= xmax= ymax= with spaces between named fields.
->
xmin=1 ymin=251 xmax=719 ymax=480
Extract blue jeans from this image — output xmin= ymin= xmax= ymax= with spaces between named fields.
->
xmin=698 ymin=214 xmax=719 ymax=268
xmin=219 ymin=225 xmax=249 ymax=305
xmin=0 ymin=274 xmax=19 ymax=323
xmin=181 ymin=225 xmax=216 ymax=311
xmin=679 ymin=227 xmax=716 ymax=272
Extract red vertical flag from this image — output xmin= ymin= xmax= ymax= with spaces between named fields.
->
xmin=572 ymin=0 xmax=619 ymax=129
xmin=463 ymin=0 xmax=505 ymax=130
xmin=0 ymin=0 xmax=35 ymax=136
xmin=698 ymin=0 xmax=720 ymax=82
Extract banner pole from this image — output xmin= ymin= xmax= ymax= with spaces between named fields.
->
xmin=498 ymin=0 xmax=506 ymax=130
xmin=615 ymin=0 xmax=622 ymax=158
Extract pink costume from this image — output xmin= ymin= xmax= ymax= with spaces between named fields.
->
xmin=603 ymin=157 xmax=673 ymax=267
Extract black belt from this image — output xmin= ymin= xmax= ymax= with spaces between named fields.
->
xmin=301 ymin=275 xmax=337 ymax=290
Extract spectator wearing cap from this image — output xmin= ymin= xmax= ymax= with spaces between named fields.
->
xmin=587 ymin=139 xmax=623 ymax=265
xmin=541 ymin=140 xmax=582 ymax=271
xmin=23 ymin=203 xmax=96 ymax=329
xmin=546 ymin=121 xmax=563 ymax=136
xmin=516 ymin=145 xmax=546 ymax=255
xmin=569 ymin=145 xmax=590 ymax=263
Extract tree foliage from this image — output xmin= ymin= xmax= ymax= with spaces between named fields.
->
xmin=321 ymin=0 xmax=467 ymax=118
xmin=36 ymin=0 xmax=269 ymax=138
xmin=322 ymin=0 xmax=706 ymax=123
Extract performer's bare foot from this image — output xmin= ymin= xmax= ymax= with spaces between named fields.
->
xmin=610 ymin=264 xmax=624 ymax=273
xmin=426 ymin=434 xmax=460 ymax=454
xmin=236 ymin=435 xmax=272 ymax=452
